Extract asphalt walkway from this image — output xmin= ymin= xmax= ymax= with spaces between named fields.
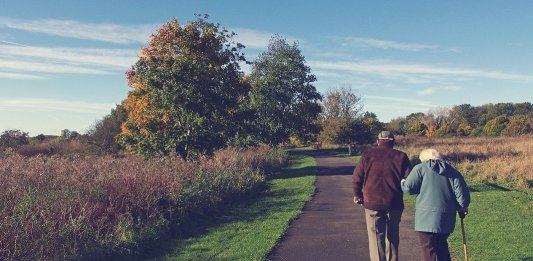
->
xmin=267 ymin=152 xmax=421 ymax=261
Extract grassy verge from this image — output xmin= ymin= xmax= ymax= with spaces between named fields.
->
xmin=404 ymin=184 xmax=533 ymax=261
xmin=140 ymin=153 xmax=317 ymax=261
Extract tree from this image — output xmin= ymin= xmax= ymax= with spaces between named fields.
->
xmin=36 ymin=134 xmax=46 ymax=142
xmin=502 ymin=115 xmax=532 ymax=136
xmin=248 ymin=35 xmax=322 ymax=145
xmin=448 ymin=104 xmax=477 ymax=133
xmin=319 ymin=86 xmax=363 ymax=144
xmin=118 ymin=15 xmax=248 ymax=159
xmin=61 ymin=129 xmax=79 ymax=139
xmin=482 ymin=115 xmax=509 ymax=136
xmin=407 ymin=121 xmax=428 ymax=136
xmin=0 ymin=129 xmax=29 ymax=148
xmin=321 ymin=86 xmax=362 ymax=120
xmin=386 ymin=117 xmax=408 ymax=135
xmin=86 ymin=104 xmax=127 ymax=154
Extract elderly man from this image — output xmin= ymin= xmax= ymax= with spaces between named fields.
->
xmin=352 ymin=131 xmax=411 ymax=261
xmin=401 ymin=148 xmax=470 ymax=261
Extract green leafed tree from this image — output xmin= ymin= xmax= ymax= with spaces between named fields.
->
xmin=248 ymin=35 xmax=322 ymax=145
xmin=0 ymin=129 xmax=29 ymax=148
xmin=118 ymin=15 xmax=248 ymax=159
xmin=86 ymin=104 xmax=128 ymax=154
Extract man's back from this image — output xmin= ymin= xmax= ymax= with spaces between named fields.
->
xmin=353 ymin=146 xmax=411 ymax=211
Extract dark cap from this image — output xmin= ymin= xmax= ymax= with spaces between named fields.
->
xmin=377 ymin=131 xmax=394 ymax=140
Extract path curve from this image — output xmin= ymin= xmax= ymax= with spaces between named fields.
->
xmin=267 ymin=151 xmax=421 ymax=261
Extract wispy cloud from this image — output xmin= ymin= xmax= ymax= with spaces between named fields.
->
xmin=364 ymin=95 xmax=437 ymax=119
xmin=231 ymin=28 xmax=273 ymax=49
xmin=0 ymin=71 xmax=47 ymax=80
xmin=0 ymin=39 xmax=27 ymax=46
xmin=0 ymin=42 xmax=138 ymax=78
xmin=0 ymin=44 xmax=137 ymax=68
xmin=232 ymin=28 xmax=301 ymax=50
xmin=417 ymin=86 xmax=463 ymax=96
xmin=340 ymin=37 xmax=438 ymax=51
xmin=0 ymin=60 xmax=113 ymax=75
xmin=309 ymin=60 xmax=533 ymax=81
xmin=0 ymin=98 xmax=115 ymax=114
xmin=0 ymin=17 xmax=156 ymax=44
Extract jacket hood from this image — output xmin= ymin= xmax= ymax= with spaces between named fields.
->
xmin=426 ymin=159 xmax=447 ymax=175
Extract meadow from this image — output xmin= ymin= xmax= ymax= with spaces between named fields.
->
xmin=0 ymin=146 xmax=287 ymax=260
xmin=396 ymin=135 xmax=533 ymax=190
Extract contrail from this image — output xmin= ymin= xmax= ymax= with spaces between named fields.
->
xmin=0 ymin=40 xmax=27 ymax=47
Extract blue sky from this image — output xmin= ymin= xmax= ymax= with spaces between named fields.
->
xmin=1 ymin=0 xmax=532 ymax=135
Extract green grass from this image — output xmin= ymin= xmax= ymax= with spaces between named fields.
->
xmin=139 ymin=154 xmax=317 ymax=261
xmin=405 ymin=185 xmax=533 ymax=261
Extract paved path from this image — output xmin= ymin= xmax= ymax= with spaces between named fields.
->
xmin=267 ymin=152 xmax=421 ymax=261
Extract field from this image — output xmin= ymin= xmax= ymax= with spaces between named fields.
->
xmin=396 ymin=135 xmax=533 ymax=190
xmin=0 ymin=146 xmax=287 ymax=260
xmin=398 ymin=136 xmax=533 ymax=260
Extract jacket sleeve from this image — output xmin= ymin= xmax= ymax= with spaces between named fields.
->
xmin=352 ymin=157 xmax=365 ymax=199
xmin=402 ymin=153 xmax=412 ymax=178
xmin=402 ymin=165 xmax=423 ymax=195
xmin=451 ymin=169 xmax=471 ymax=208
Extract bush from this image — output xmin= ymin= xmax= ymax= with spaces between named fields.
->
xmin=482 ymin=115 xmax=509 ymax=136
xmin=0 ymin=146 xmax=287 ymax=260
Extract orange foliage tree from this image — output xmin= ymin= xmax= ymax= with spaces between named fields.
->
xmin=118 ymin=15 xmax=249 ymax=159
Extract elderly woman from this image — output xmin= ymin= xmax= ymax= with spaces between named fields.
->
xmin=401 ymin=149 xmax=470 ymax=261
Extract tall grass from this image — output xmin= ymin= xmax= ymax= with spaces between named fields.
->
xmin=396 ymin=135 xmax=533 ymax=189
xmin=152 ymin=154 xmax=317 ymax=260
xmin=0 ymin=145 xmax=287 ymax=261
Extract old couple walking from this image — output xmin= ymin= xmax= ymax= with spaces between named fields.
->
xmin=353 ymin=131 xmax=471 ymax=261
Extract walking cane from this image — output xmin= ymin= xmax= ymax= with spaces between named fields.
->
xmin=460 ymin=214 xmax=469 ymax=261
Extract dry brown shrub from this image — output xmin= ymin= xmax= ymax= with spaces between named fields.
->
xmin=0 ymin=146 xmax=287 ymax=260
xmin=396 ymin=135 xmax=533 ymax=189
xmin=16 ymin=140 xmax=91 ymax=157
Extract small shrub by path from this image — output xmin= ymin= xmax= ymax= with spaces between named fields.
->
xmin=404 ymin=185 xmax=533 ymax=261
xmin=145 ymin=154 xmax=317 ymax=261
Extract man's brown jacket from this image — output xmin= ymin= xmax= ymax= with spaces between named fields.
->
xmin=352 ymin=144 xmax=411 ymax=211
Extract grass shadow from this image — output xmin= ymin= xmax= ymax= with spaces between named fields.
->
xmin=468 ymin=182 xmax=512 ymax=192
xmin=446 ymin=152 xmax=488 ymax=162
xmin=117 ymin=182 xmax=304 ymax=260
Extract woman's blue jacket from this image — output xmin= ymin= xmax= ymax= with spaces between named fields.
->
xmin=401 ymin=159 xmax=470 ymax=233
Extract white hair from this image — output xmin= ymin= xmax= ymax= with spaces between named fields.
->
xmin=419 ymin=148 xmax=442 ymax=162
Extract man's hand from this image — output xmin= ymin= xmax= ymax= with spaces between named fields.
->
xmin=353 ymin=196 xmax=363 ymax=205
xmin=458 ymin=207 xmax=468 ymax=219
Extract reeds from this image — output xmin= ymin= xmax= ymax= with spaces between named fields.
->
xmin=0 ymin=145 xmax=287 ymax=260
xmin=396 ymin=135 xmax=533 ymax=189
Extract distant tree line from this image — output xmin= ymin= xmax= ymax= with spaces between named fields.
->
xmin=386 ymin=102 xmax=533 ymax=137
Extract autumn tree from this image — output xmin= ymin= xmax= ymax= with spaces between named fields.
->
xmin=502 ymin=115 xmax=532 ymax=136
xmin=482 ymin=115 xmax=509 ymax=136
xmin=248 ymin=35 xmax=322 ymax=145
xmin=118 ymin=15 xmax=248 ymax=158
